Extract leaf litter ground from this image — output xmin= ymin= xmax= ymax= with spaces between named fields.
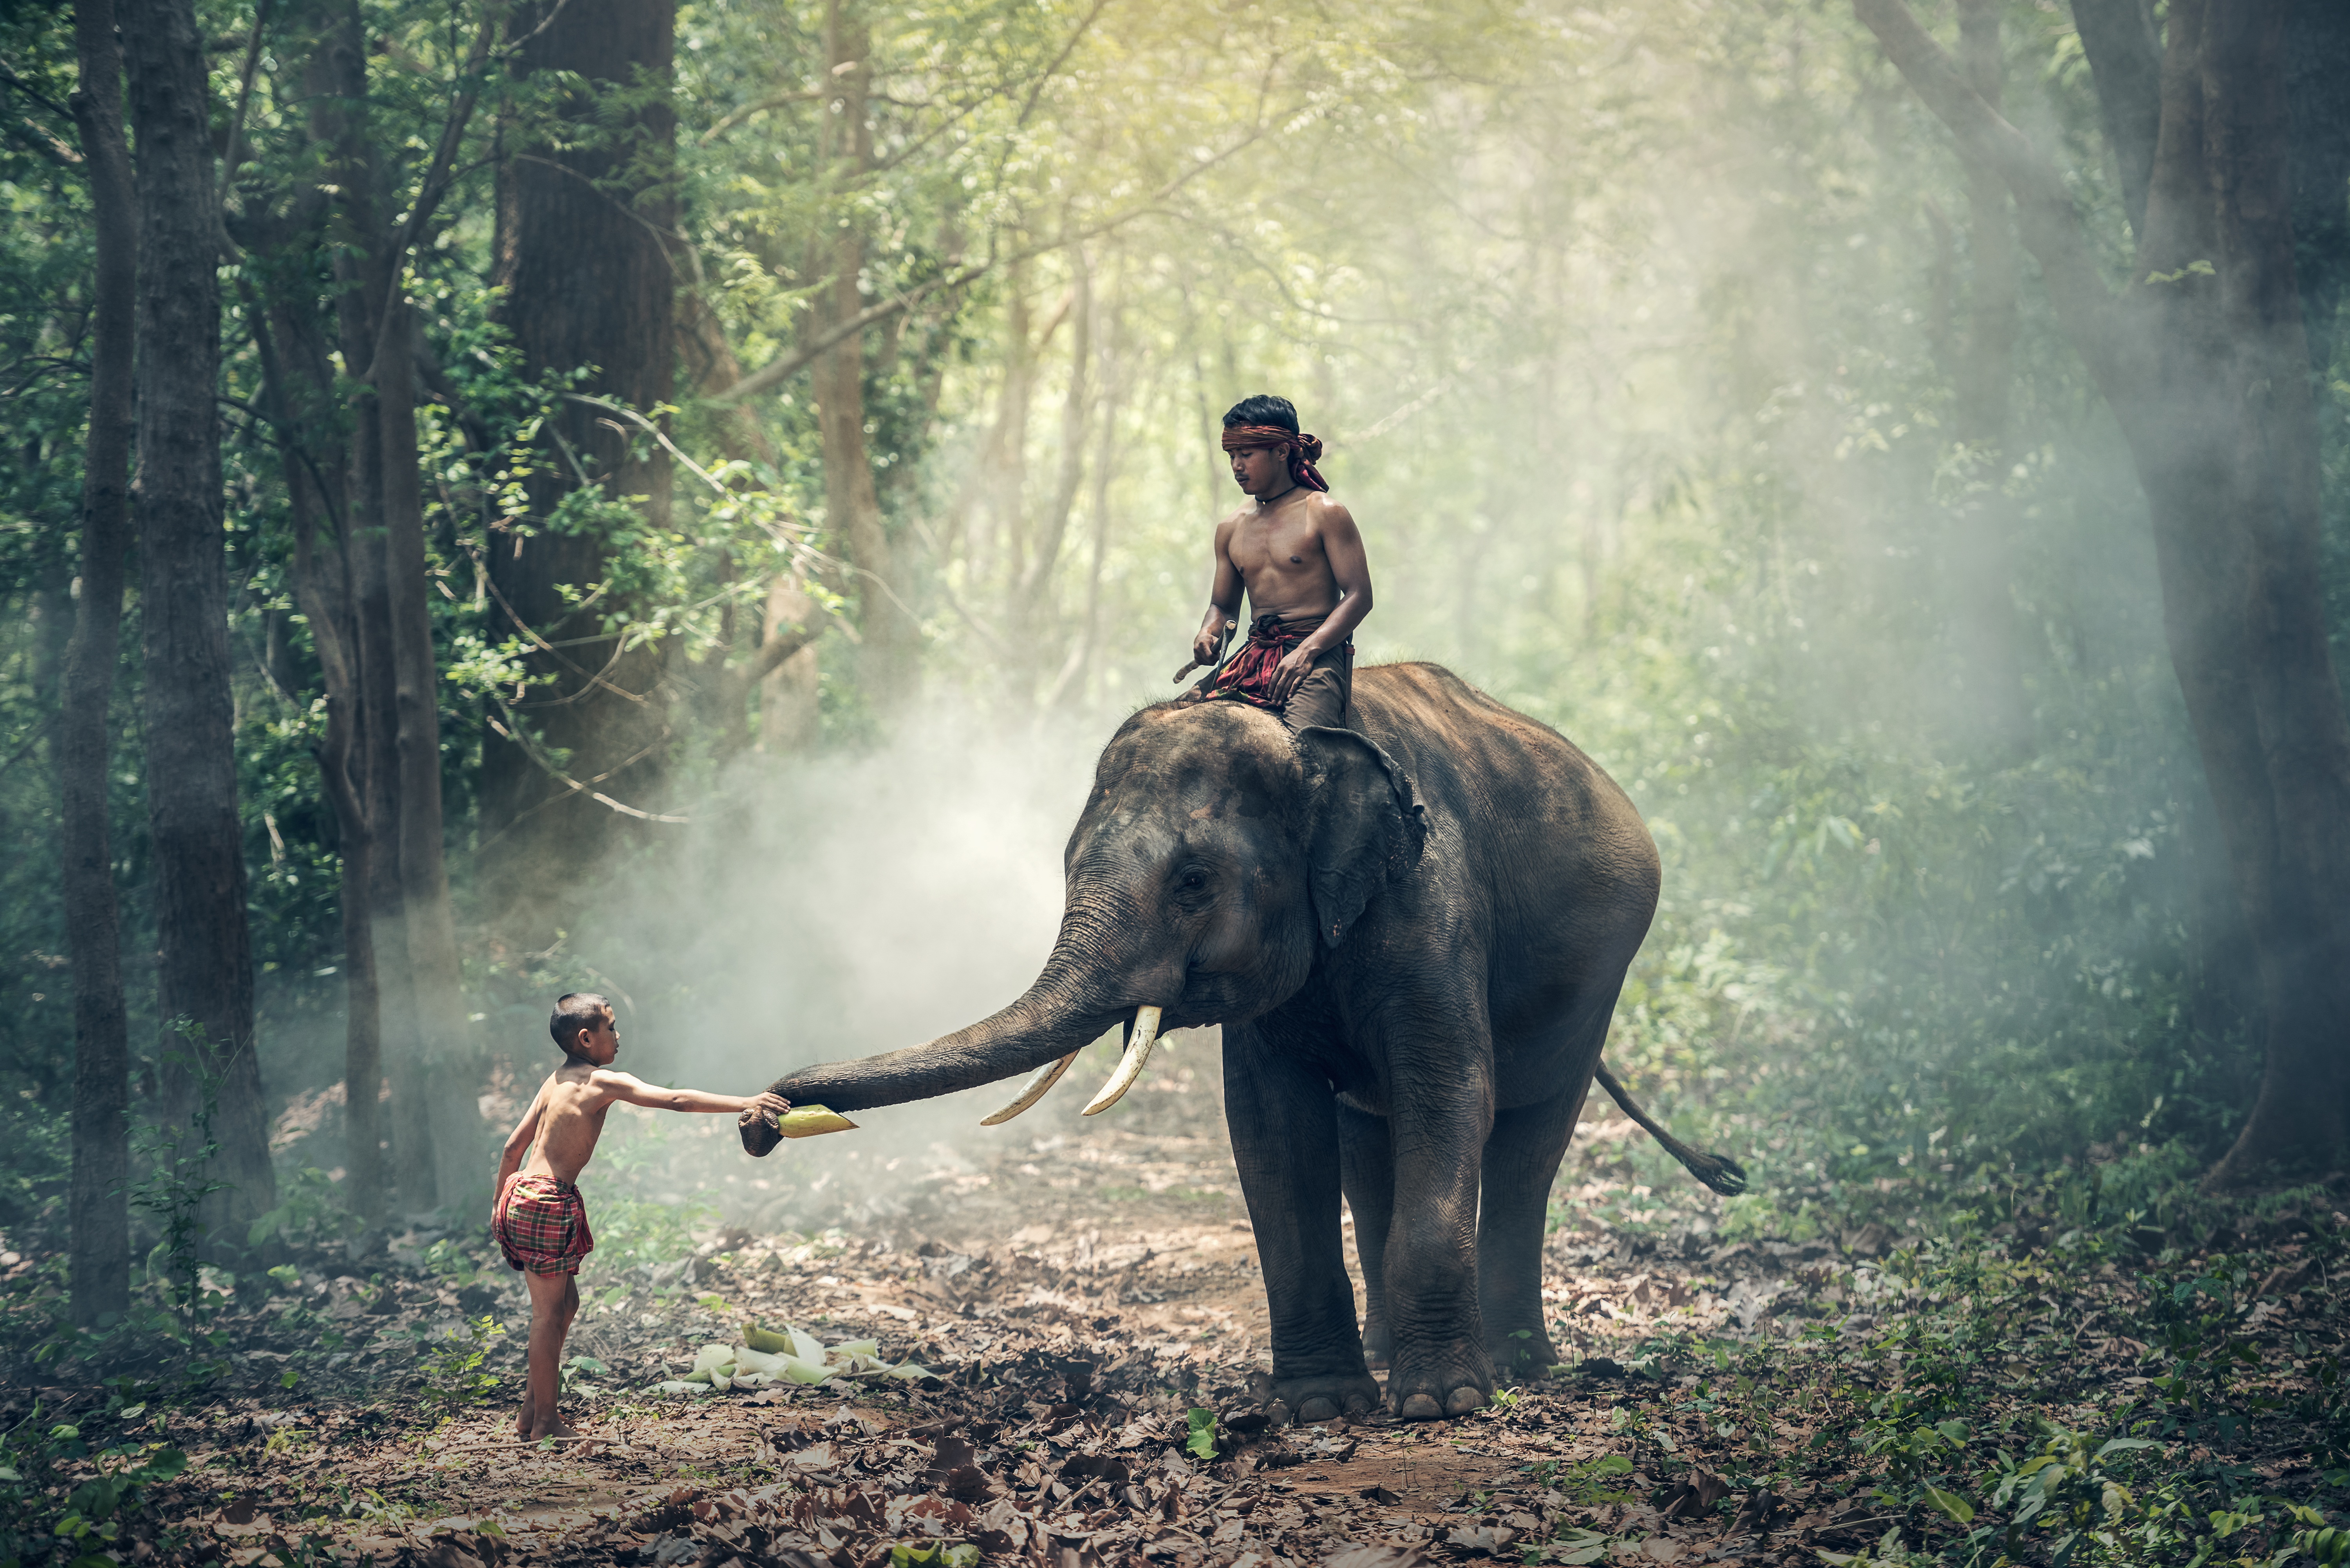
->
xmin=6 ymin=1075 xmax=2346 ymax=1568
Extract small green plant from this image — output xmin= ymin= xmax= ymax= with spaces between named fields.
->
xmin=128 ymin=1021 xmax=233 ymax=1322
xmin=1184 ymin=1407 xmax=1219 ymax=1461
xmin=416 ymin=1313 xmax=508 ymax=1413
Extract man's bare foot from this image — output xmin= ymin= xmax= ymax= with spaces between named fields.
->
xmin=514 ymin=1402 xmax=534 ymax=1439
xmin=525 ymin=1413 xmax=586 ymax=1442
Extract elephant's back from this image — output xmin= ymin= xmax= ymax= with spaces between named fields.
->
xmin=1350 ymin=661 xmax=1659 ymax=948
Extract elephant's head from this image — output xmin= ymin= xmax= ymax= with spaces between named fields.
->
xmin=743 ymin=701 xmax=1425 ymax=1151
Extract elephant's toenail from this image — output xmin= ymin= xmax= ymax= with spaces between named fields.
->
xmin=1399 ymin=1393 xmax=1443 ymax=1421
xmin=1296 ymin=1397 xmax=1336 ymax=1423
xmin=1445 ymin=1386 xmax=1487 ymax=1416
xmin=1344 ymin=1395 xmax=1371 ymax=1417
xmin=1265 ymin=1401 xmax=1295 ymax=1428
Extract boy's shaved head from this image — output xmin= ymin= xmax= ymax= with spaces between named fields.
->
xmin=550 ymin=992 xmax=613 ymax=1054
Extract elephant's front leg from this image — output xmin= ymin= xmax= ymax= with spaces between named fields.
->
xmin=1380 ymin=1026 xmax=1497 ymax=1420
xmin=1222 ymin=1023 xmax=1380 ymax=1423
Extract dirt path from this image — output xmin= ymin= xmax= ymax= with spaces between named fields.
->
xmin=16 ymin=1049 xmax=2335 ymax=1568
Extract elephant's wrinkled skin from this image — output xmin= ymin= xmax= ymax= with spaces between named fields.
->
xmin=741 ymin=663 xmax=1743 ymax=1421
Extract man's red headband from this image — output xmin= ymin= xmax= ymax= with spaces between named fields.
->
xmin=1220 ymin=424 xmax=1330 ymax=493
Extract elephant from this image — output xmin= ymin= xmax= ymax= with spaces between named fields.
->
xmin=741 ymin=661 xmax=1744 ymax=1421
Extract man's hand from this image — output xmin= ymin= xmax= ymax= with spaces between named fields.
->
xmin=1184 ymin=617 xmax=1232 ymax=679
xmin=1269 ymin=644 xmax=1318 ymax=706
xmin=738 ymin=1090 xmax=791 ymax=1131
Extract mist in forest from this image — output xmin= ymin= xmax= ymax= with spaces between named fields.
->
xmin=524 ymin=707 xmax=1204 ymax=1232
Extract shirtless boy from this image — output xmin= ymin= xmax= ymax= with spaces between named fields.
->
xmin=493 ymin=992 xmax=789 ymax=1440
xmin=1178 ymin=394 xmax=1374 ymax=732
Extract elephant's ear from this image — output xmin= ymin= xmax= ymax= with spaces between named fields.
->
xmin=1297 ymin=727 xmax=1428 ymax=948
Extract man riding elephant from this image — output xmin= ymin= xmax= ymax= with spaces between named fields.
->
xmin=740 ymin=651 xmax=1744 ymax=1423
xmin=1175 ymin=393 xmax=1372 ymax=735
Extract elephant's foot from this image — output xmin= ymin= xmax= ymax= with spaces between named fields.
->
xmin=1484 ymin=1322 xmax=1557 ymax=1380
xmin=1387 ymin=1337 xmax=1495 ymax=1421
xmin=1362 ymin=1319 xmax=1393 ymax=1372
xmin=1265 ymin=1369 xmax=1382 ymax=1425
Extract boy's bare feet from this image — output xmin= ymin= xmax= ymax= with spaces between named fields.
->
xmin=515 ymin=1402 xmax=534 ymax=1439
xmin=525 ymin=1411 xmax=585 ymax=1442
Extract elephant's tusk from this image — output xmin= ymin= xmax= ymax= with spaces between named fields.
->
xmin=979 ymin=1052 xmax=1078 ymax=1126
xmin=1083 ymin=1005 xmax=1164 ymax=1116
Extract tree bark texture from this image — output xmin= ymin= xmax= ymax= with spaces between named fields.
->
xmin=377 ymin=298 xmax=484 ymax=1206
xmin=123 ymin=0 xmax=277 ymax=1244
xmin=64 ymin=0 xmax=138 ymax=1326
xmin=2070 ymin=0 xmax=2162 ymax=236
xmin=302 ymin=0 xmax=437 ymax=1209
xmin=1855 ymin=0 xmax=2350 ymax=1178
xmin=2283 ymin=0 xmax=2350 ymax=374
xmin=255 ymin=270 xmax=389 ymax=1223
xmin=483 ymin=0 xmax=678 ymax=927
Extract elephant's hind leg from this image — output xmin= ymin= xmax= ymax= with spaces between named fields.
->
xmin=1336 ymin=1102 xmax=1396 ymax=1369
xmin=1477 ymin=1082 xmax=1588 ymax=1380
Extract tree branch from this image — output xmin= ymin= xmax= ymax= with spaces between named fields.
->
xmin=1851 ymin=0 xmax=2140 ymax=396
xmin=706 ymin=124 xmax=1265 ymax=404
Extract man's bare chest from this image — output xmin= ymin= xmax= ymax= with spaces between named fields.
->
xmin=1231 ymin=508 xmax=1323 ymax=575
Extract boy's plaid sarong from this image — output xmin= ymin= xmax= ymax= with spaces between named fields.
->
xmin=493 ymin=1172 xmax=595 ymax=1276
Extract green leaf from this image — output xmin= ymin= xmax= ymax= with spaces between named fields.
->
xmin=1923 ymin=1484 xmax=1974 ymax=1524
xmin=2092 ymin=1437 xmax=2159 ymax=1460
xmin=1184 ymin=1407 xmax=1219 ymax=1462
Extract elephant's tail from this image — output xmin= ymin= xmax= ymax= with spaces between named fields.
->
xmin=1594 ymin=1061 xmax=1749 ymax=1197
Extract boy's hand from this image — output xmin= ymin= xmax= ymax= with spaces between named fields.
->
xmin=739 ymin=1091 xmax=791 ymax=1131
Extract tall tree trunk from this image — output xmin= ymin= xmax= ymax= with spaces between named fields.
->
xmin=2070 ymin=0 xmax=2163 ymax=237
xmin=482 ymin=0 xmax=678 ymax=935
xmin=1856 ymin=0 xmax=2350 ymax=1179
xmin=254 ymin=274 xmax=390 ymax=1223
xmin=378 ymin=298 xmax=483 ymax=1206
xmin=64 ymin=0 xmax=138 ymax=1326
xmin=304 ymin=0 xmax=434 ymax=1208
xmin=807 ymin=0 xmax=917 ymax=709
xmin=1950 ymin=0 xmax=2029 ymax=754
xmin=123 ymin=0 xmax=276 ymax=1245
xmin=2284 ymin=0 xmax=2350 ymax=375
xmin=1014 ymin=244 xmax=1091 ymax=662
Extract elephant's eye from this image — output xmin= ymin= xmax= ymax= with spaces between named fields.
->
xmin=1176 ymin=867 xmax=1208 ymax=893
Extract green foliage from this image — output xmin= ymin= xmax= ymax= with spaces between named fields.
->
xmin=0 ymin=1398 xmax=187 ymax=1568
xmin=1183 ymin=1407 xmax=1218 ymax=1463
xmin=414 ymin=1313 xmax=508 ymax=1414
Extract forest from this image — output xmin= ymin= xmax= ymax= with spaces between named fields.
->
xmin=0 ymin=0 xmax=2346 ymax=1562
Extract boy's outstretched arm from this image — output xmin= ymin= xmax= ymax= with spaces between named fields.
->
xmin=593 ymin=1069 xmax=789 ymax=1124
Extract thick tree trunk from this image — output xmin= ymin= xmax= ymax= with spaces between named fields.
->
xmin=807 ymin=0 xmax=917 ymax=709
xmin=482 ymin=0 xmax=678 ymax=930
xmin=123 ymin=0 xmax=276 ymax=1245
xmin=1856 ymin=0 xmax=2350 ymax=1179
xmin=64 ymin=0 xmax=137 ymax=1327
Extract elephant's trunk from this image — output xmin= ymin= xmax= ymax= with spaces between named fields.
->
xmin=741 ymin=966 xmax=1126 ymax=1155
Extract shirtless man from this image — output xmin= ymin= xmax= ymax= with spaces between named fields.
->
xmin=1178 ymin=394 xmax=1374 ymax=732
xmin=492 ymin=992 xmax=788 ymax=1440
